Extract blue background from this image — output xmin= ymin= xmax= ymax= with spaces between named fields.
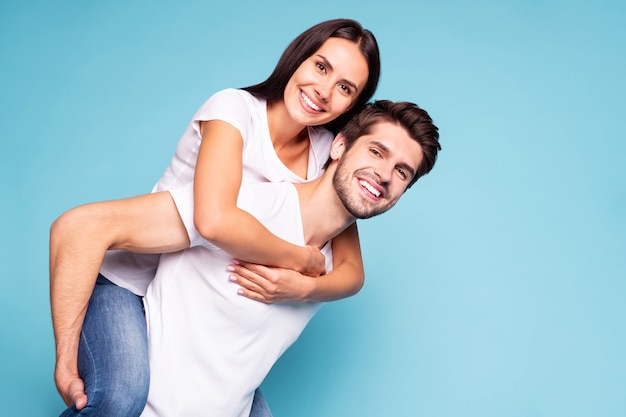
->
xmin=1 ymin=1 xmax=625 ymax=416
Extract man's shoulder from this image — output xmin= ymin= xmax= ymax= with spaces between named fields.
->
xmin=238 ymin=182 xmax=298 ymax=213
xmin=237 ymin=182 xmax=302 ymax=238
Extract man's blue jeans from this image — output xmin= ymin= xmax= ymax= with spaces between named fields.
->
xmin=59 ymin=275 xmax=272 ymax=417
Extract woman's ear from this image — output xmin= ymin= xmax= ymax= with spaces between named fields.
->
xmin=330 ymin=133 xmax=346 ymax=160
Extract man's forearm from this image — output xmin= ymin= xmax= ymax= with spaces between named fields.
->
xmin=49 ymin=203 xmax=114 ymax=408
xmin=50 ymin=205 xmax=111 ymax=377
xmin=50 ymin=192 xmax=190 ymax=381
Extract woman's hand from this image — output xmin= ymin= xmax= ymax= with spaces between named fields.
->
xmin=227 ymin=260 xmax=318 ymax=304
xmin=302 ymin=245 xmax=326 ymax=277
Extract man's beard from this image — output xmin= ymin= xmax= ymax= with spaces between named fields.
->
xmin=332 ymin=159 xmax=391 ymax=220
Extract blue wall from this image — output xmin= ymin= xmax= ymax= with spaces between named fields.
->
xmin=1 ymin=1 xmax=624 ymax=415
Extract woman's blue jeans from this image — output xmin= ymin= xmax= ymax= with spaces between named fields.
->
xmin=59 ymin=275 xmax=272 ymax=417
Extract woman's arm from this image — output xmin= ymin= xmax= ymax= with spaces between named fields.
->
xmin=50 ymin=192 xmax=189 ymax=408
xmin=228 ymin=223 xmax=365 ymax=303
xmin=193 ymin=120 xmax=325 ymax=276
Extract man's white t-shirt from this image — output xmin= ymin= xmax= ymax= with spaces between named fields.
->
xmin=100 ymin=89 xmax=333 ymax=295
xmin=141 ymin=182 xmax=333 ymax=417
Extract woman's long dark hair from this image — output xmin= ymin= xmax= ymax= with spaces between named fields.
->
xmin=243 ymin=18 xmax=380 ymax=134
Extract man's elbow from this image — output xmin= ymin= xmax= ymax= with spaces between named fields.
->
xmin=50 ymin=209 xmax=79 ymax=247
xmin=50 ymin=204 xmax=113 ymax=250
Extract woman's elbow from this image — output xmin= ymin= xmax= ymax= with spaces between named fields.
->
xmin=193 ymin=209 xmax=226 ymax=243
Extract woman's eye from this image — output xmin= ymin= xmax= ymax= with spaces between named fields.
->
xmin=338 ymin=83 xmax=353 ymax=95
xmin=316 ymin=62 xmax=326 ymax=73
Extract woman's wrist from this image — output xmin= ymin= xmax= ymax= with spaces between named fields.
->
xmin=300 ymin=245 xmax=325 ymax=276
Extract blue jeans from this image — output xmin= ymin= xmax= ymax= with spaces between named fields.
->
xmin=59 ymin=275 xmax=272 ymax=417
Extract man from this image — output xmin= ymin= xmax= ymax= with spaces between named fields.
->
xmin=50 ymin=100 xmax=441 ymax=416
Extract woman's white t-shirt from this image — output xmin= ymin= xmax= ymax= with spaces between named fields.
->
xmin=100 ymin=88 xmax=333 ymax=295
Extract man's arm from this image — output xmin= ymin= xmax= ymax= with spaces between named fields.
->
xmin=229 ymin=223 xmax=365 ymax=303
xmin=50 ymin=191 xmax=189 ymax=408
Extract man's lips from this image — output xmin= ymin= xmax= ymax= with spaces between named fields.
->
xmin=358 ymin=178 xmax=383 ymax=199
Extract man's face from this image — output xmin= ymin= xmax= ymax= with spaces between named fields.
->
xmin=332 ymin=120 xmax=424 ymax=219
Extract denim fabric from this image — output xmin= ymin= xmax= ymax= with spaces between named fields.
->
xmin=59 ymin=275 xmax=272 ymax=417
xmin=250 ymin=389 xmax=273 ymax=417
xmin=59 ymin=275 xmax=150 ymax=417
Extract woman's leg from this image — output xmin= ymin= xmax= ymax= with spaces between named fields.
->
xmin=250 ymin=388 xmax=273 ymax=417
xmin=59 ymin=275 xmax=150 ymax=417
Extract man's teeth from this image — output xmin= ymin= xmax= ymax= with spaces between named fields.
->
xmin=359 ymin=180 xmax=381 ymax=197
xmin=301 ymin=92 xmax=322 ymax=111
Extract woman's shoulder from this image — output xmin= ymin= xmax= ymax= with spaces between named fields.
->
xmin=194 ymin=88 xmax=259 ymax=119
xmin=207 ymin=88 xmax=261 ymax=107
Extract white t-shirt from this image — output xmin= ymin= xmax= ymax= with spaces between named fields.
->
xmin=100 ymin=88 xmax=333 ymax=295
xmin=141 ymin=182 xmax=333 ymax=417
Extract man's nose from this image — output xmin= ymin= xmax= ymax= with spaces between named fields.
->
xmin=374 ymin=161 xmax=394 ymax=183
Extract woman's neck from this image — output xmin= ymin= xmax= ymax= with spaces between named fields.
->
xmin=266 ymin=99 xmax=308 ymax=147
xmin=266 ymin=99 xmax=311 ymax=179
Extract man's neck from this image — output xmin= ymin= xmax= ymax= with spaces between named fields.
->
xmin=294 ymin=169 xmax=355 ymax=248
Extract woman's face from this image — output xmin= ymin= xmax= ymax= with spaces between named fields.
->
xmin=283 ymin=37 xmax=369 ymax=127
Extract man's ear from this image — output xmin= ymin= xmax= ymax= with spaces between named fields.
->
xmin=330 ymin=133 xmax=347 ymax=161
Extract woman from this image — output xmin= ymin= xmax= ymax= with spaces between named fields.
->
xmin=52 ymin=18 xmax=380 ymax=417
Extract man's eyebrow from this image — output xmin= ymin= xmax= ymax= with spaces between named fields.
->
xmin=316 ymin=54 xmax=359 ymax=92
xmin=371 ymin=140 xmax=390 ymax=154
xmin=371 ymin=140 xmax=417 ymax=178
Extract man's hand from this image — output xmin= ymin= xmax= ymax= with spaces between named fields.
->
xmin=55 ymin=366 xmax=87 ymax=409
xmin=227 ymin=260 xmax=318 ymax=303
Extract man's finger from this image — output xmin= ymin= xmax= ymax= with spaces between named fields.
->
xmin=69 ymin=379 xmax=88 ymax=410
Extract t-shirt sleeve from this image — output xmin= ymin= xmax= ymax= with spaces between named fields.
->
xmin=190 ymin=88 xmax=253 ymax=146
xmin=168 ymin=183 xmax=211 ymax=249
xmin=308 ymin=126 xmax=334 ymax=173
